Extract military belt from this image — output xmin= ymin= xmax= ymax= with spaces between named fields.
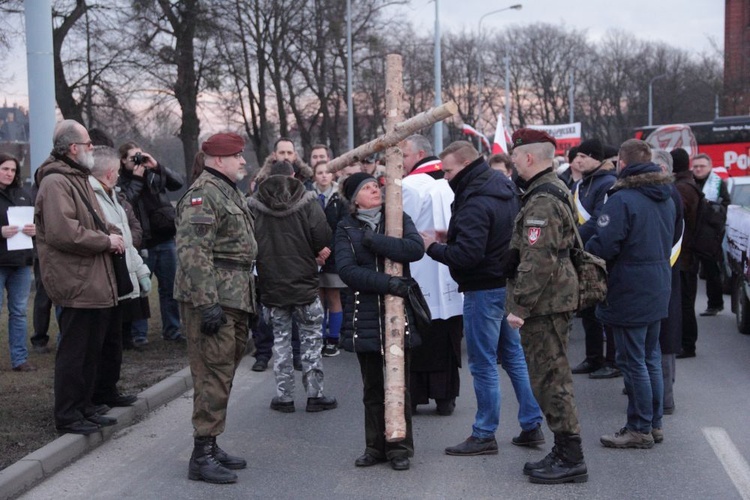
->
xmin=214 ymin=257 xmax=255 ymax=271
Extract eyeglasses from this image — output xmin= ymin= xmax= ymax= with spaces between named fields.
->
xmin=72 ymin=141 xmax=93 ymax=147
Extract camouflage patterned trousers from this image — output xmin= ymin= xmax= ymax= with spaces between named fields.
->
xmin=267 ymin=297 xmax=325 ymax=401
xmin=182 ymin=302 xmax=249 ymax=437
xmin=520 ymin=312 xmax=581 ymax=435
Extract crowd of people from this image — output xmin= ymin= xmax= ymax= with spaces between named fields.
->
xmin=1 ymin=116 xmax=728 ymax=486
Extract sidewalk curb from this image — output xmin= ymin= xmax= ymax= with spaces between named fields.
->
xmin=0 ymin=367 xmax=193 ymax=500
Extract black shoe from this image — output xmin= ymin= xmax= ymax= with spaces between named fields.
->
xmin=528 ymin=456 xmax=588 ymax=484
xmin=86 ymin=414 xmax=117 ymax=427
xmin=700 ymin=307 xmax=723 ymax=316
xmin=270 ymin=397 xmax=295 ymax=413
xmin=676 ymin=351 xmax=696 ymax=359
xmin=306 ymin=396 xmax=338 ymax=412
xmin=213 ymin=441 xmax=247 ymax=470
xmin=83 ymin=404 xmax=111 ymax=417
xmin=435 ymin=398 xmax=456 ymax=416
xmin=445 ymin=436 xmax=498 ymax=456
xmin=56 ymin=419 xmax=100 ymax=435
xmin=164 ymin=334 xmax=187 ymax=343
xmin=571 ymin=359 xmax=600 ymax=374
xmin=512 ymin=424 xmax=545 ymax=447
xmin=95 ymin=393 xmax=137 ymax=407
xmin=252 ymin=358 xmax=268 ymax=372
xmin=354 ymin=453 xmax=386 ymax=467
xmin=188 ymin=437 xmax=238 ymax=484
xmin=390 ymin=456 xmax=410 ymax=471
xmin=589 ymin=366 xmax=622 ymax=379
xmin=523 ymin=450 xmax=557 ymax=476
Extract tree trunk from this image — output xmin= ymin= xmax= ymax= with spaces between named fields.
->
xmin=383 ymin=53 xmax=406 ymax=442
xmin=326 ymin=101 xmax=457 ymax=173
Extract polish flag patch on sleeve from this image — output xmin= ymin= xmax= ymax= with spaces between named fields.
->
xmin=191 ymin=196 xmax=203 ymax=206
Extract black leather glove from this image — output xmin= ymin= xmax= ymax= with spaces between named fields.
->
xmin=387 ymin=276 xmax=416 ymax=298
xmin=200 ymin=304 xmax=227 ymax=336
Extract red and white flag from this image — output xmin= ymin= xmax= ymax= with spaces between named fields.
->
xmin=460 ymin=124 xmax=491 ymax=152
xmin=492 ymin=113 xmax=512 ymax=155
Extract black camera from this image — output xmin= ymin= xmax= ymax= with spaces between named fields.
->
xmin=132 ymin=152 xmax=145 ymax=165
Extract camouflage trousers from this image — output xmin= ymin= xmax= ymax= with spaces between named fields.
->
xmin=520 ymin=312 xmax=581 ymax=435
xmin=182 ymin=302 xmax=249 ymax=437
xmin=267 ymin=297 xmax=325 ymax=401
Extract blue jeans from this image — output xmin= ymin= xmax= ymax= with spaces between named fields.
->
xmin=613 ymin=322 xmax=663 ymax=433
xmin=464 ymin=287 xmax=542 ymax=439
xmin=133 ymin=239 xmax=181 ymax=340
xmin=0 ymin=266 xmax=32 ymax=368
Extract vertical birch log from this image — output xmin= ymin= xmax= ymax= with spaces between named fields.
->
xmin=383 ymin=53 xmax=407 ymax=442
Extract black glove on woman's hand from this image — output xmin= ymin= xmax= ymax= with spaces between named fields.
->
xmin=387 ymin=276 xmax=416 ymax=298
xmin=200 ymin=304 xmax=227 ymax=336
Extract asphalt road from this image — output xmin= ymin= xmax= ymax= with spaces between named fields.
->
xmin=19 ymin=284 xmax=750 ymax=499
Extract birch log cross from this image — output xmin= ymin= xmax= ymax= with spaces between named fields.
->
xmin=328 ymin=54 xmax=456 ymax=442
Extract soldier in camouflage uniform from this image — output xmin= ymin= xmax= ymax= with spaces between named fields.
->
xmin=505 ymin=129 xmax=587 ymax=485
xmin=248 ymin=160 xmax=337 ymax=414
xmin=174 ymin=133 xmax=257 ymax=485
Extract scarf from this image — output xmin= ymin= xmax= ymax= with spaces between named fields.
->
xmin=355 ymin=206 xmax=382 ymax=230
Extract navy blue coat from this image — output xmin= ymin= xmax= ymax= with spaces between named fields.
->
xmin=575 ymin=163 xmax=617 ymax=244
xmin=319 ymin=190 xmax=347 ymax=274
xmin=427 ymin=157 xmax=518 ymax=292
xmin=335 ymin=210 xmax=424 ymax=353
xmin=661 ymin=183 xmax=684 ymax=354
xmin=585 ymin=163 xmax=676 ymax=327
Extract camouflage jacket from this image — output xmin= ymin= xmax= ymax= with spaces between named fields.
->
xmin=174 ymin=169 xmax=257 ymax=313
xmin=506 ymin=169 xmax=578 ymax=319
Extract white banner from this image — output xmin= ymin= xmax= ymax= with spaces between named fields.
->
xmin=527 ymin=123 xmax=581 ymax=153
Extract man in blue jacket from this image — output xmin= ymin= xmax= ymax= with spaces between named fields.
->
xmin=423 ymin=141 xmax=543 ymax=457
xmin=586 ymin=139 xmax=675 ymax=449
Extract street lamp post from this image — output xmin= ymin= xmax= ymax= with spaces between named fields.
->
xmin=346 ymin=0 xmax=354 ymax=150
xmin=648 ymin=73 xmax=666 ymax=127
xmin=433 ymin=0 xmax=443 ymax=151
xmin=476 ymin=4 xmax=522 ymax=132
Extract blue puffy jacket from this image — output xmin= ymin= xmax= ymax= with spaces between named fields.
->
xmin=585 ymin=162 xmax=676 ymax=327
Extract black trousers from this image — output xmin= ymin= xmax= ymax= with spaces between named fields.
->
xmin=680 ymin=269 xmax=699 ymax=354
xmin=580 ymin=305 xmax=615 ymax=367
xmin=700 ymin=258 xmax=724 ymax=310
xmin=54 ymin=307 xmax=117 ymax=426
xmin=93 ymin=304 xmax=125 ymax=403
xmin=30 ymin=258 xmax=54 ymax=347
xmin=357 ymin=351 xmax=413 ymax=460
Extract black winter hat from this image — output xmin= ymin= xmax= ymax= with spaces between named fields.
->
xmin=603 ymin=144 xmax=619 ymax=159
xmin=567 ymin=146 xmax=579 ymax=163
xmin=577 ymin=138 xmax=605 ymax=161
xmin=671 ymin=148 xmax=690 ymax=173
xmin=342 ymin=172 xmax=377 ymax=201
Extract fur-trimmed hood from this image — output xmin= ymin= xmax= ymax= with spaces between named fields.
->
xmin=249 ymin=174 xmax=316 ymax=217
xmin=256 ymin=155 xmax=313 ymax=185
xmin=611 ymin=162 xmax=673 ymax=202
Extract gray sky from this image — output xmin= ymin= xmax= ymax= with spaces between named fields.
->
xmin=1 ymin=0 xmax=724 ymax=108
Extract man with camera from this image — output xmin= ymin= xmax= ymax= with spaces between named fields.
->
xmin=118 ymin=141 xmax=185 ymax=346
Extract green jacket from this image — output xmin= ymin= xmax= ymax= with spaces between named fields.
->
xmin=506 ymin=169 xmax=578 ymax=319
xmin=174 ymin=170 xmax=257 ymax=312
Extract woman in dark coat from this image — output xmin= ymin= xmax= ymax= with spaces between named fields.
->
xmin=335 ymin=173 xmax=424 ymax=472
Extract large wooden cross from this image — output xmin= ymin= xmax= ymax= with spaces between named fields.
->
xmin=329 ymin=54 xmax=457 ymax=442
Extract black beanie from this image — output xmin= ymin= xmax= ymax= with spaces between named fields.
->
xmin=671 ymin=148 xmax=690 ymax=173
xmin=577 ymin=138 xmax=604 ymax=161
xmin=567 ymin=147 xmax=579 ymax=163
xmin=342 ymin=172 xmax=377 ymax=201
xmin=603 ymin=144 xmax=619 ymax=159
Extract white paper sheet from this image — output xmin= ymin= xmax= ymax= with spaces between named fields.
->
xmin=6 ymin=206 xmax=34 ymax=251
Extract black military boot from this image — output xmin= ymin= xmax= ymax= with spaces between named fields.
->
xmin=213 ymin=438 xmax=247 ymax=470
xmin=527 ymin=433 xmax=588 ymax=484
xmin=188 ymin=437 xmax=238 ymax=484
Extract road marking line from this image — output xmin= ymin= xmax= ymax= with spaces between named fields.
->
xmin=703 ymin=427 xmax=750 ymax=500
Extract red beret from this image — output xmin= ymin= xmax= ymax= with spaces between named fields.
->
xmin=201 ymin=133 xmax=245 ymax=157
xmin=511 ymin=128 xmax=557 ymax=149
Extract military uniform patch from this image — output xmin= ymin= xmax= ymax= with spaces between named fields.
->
xmin=191 ymin=196 xmax=203 ymax=206
xmin=597 ymin=214 xmax=610 ymax=227
xmin=528 ymin=227 xmax=541 ymax=245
